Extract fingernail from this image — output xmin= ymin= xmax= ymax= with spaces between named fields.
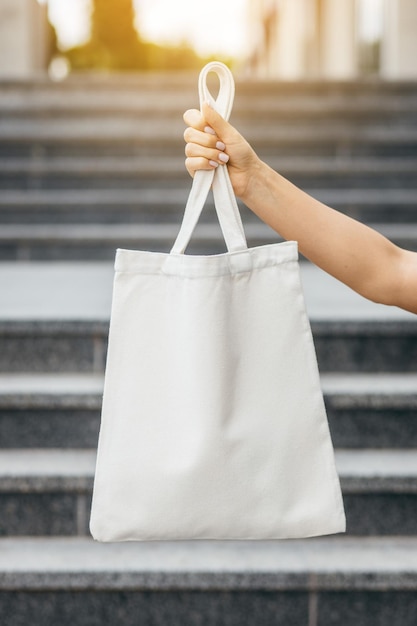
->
xmin=219 ymin=152 xmax=229 ymax=163
xmin=216 ymin=141 xmax=226 ymax=151
xmin=204 ymin=126 xmax=216 ymax=135
xmin=209 ymin=160 xmax=219 ymax=168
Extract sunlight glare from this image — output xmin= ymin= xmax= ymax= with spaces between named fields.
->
xmin=47 ymin=0 xmax=248 ymax=58
xmin=134 ymin=0 xmax=248 ymax=57
xmin=48 ymin=0 xmax=91 ymax=49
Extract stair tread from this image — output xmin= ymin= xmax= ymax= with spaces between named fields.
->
xmin=0 ymin=222 xmax=416 ymax=239
xmin=1 ymin=535 xmax=417 ymax=591
xmin=321 ymin=373 xmax=417 ymax=395
xmin=1 ymin=98 xmax=416 ymax=117
xmin=1 ymin=121 xmax=417 ymax=141
xmin=0 ymin=188 xmax=416 ymax=210
xmin=0 ymin=372 xmax=415 ymax=401
xmin=2 ymin=156 xmax=417 ymax=173
xmin=3 ymin=74 xmax=417 ymax=87
xmin=0 ymin=261 xmax=415 ymax=323
xmin=0 ymin=448 xmax=416 ymax=484
xmin=0 ymin=372 xmax=104 ymax=397
xmin=2 ymin=91 xmax=417 ymax=112
xmin=0 ymin=222 xmax=280 ymax=239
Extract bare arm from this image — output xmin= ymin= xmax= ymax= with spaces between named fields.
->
xmin=244 ymin=159 xmax=417 ymax=313
xmin=183 ymin=103 xmax=417 ymax=315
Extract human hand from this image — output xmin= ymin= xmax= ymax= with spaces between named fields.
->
xmin=183 ymin=102 xmax=261 ymax=200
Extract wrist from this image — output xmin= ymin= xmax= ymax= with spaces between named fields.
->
xmin=240 ymin=157 xmax=272 ymax=205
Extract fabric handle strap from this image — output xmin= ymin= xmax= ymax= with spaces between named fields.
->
xmin=170 ymin=62 xmax=247 ymax=255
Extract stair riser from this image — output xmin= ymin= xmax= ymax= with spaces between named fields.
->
xmin=0 ymin=488 xmax=416 ymax=537
xmin=1 ymin=116 xmax=416 ymax=131
xmin=1 ymin=117 xmax=416 ymax=135
xmin=1 ymin=328 xmax=415 ymax=373
xmin=0 ymin=409 xmax=100 ymax=449
xmin=328 ymin=407 xmax=417 ymax=449
xmin=260 ymin=143 xmax=417 ymax=158
xmin=1 ymin=406 xmax=416 ymax=450
xmin=1 ymin=236 xmax=417 ymax=261
xmin=2 ymin=76 xmax=417 ymax=91
xmin=1 ymin=172 xmax=416 ymax=190
xmin=0 ymin=203 xmax=415 ymax=225
xmin=313 ymin=331 xmax=417 ymax=372
xmin=1 ymin=588 xmax=417 ymax=626
xmin=0 ymin=332 xmax=106 ymax=374
xmin=1 ymin=141 xmax=417 ymax=159
xmin=0 ymin=589 xmax=308 ymax=626
xmin=2 ymin=107 xmax=417 ymax=122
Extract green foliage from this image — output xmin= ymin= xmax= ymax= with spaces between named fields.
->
xmin=63 ymin=0 xmax=234 ymax=72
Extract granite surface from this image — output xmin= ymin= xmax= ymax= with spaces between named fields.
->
xmin=1 ymin=536 xmax=417 ymax=591
xmin=0 ymin=372 xmax=415 ymax=449
xmin=0 ymin=449 xmax=417 ymax=537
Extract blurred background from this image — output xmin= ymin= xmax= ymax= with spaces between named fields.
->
xmin=1 ymin=0 xmax=417 ymax=79
xmin=0 ymin=1 xmax=417 ymax=625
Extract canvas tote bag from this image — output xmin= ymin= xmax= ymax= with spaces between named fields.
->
xmin=90 ymin=61 xmax=346 ymax=542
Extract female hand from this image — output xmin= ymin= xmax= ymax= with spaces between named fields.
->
xmin=183 ymin=102 xmax=261 ymax=200
xmin=184 ymin=103 xmax=417 ymax=313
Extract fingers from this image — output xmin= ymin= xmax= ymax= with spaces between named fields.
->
xmin=201 ymin=102 xmax=232 ymax=139
xmin=183 ymin=127 xmax=202 ymax=145
xmin=183 ymin=126 xmax=223 ymax=150
xmin=183 ymin=104 xmax=233 ymax=143
xmin=185 ymin=157 xmax=215 ymax=178
xmin=184 ymin=141 xmax=229 ymax=178
xmin=185 ymin=140 xmax=228 ymax=161
xmin=183 ymin=104 xmax=234 ymax=178
xmin=183 ymin=109 xmax=206 ymax=131
xmin=183 ymin=122 xmax=229 ymax=177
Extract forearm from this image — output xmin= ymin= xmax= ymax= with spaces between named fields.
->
xmin=242 ymin=159 xmax=414 ymax=310
xmin=182 ymin=104 xmax=417 ymax=314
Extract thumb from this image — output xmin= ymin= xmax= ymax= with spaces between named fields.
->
xmin=202 ymin=102 xmax=235 ymax=142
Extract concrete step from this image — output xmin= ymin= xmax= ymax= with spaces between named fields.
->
xmin=0 ymin=261 xmax=415 ymax=373
xmin=1 ymin=74 xmax=417 ymax=104
xmin=3 ymin=71 xmax=417 ymax=87
xmin=0 ymin=373 xmax=416 ymax=450
xmin=13 ymin=118 xmax=416 ymax=139
xmin=3 ymin=136 xmax=415 ymax=159
xmin=0 ymin=221 xmax=284 ymax=261
xmin=1 ymin=75 xmax=417 ymax=103
xmin=1 ymin=535 xmax=417 ymax=625
xmin=0 ymin=315 xmax=415 ymax=373
xmin=2 ymin=105 xmax=417 ymax=129
xmin=0 ymin=222 xmax=416 ymax=262
xmin=1 ymin=157 xmax=416 ymax=191
xmin=0 ymin=448 xmax=417 ymax=537
xmin=324 ymin=373 xmax=417 ymax=449
xmin=1 ymin=103 xmax=416 ymax=139
xmin=0 ymin=188 xmax=415 ymax=225
xmin=1 ymin=121 xmax=417 ymax=158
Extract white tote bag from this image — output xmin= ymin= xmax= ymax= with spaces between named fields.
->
xmin=90 ymin=62 xmax=346 ymax=542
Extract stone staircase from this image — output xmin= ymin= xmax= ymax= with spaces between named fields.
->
xmin=0 ymin=74 xmax=417 ymax=625
xmin=0 ymin=75 xmax=417 ymax=258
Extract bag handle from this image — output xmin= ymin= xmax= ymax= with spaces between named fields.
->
xmin=170 ymin=62 xmax=247 ymax=255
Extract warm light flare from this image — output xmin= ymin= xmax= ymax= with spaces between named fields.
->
xmin=48 ymin=0 xmax=248 ymax=58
